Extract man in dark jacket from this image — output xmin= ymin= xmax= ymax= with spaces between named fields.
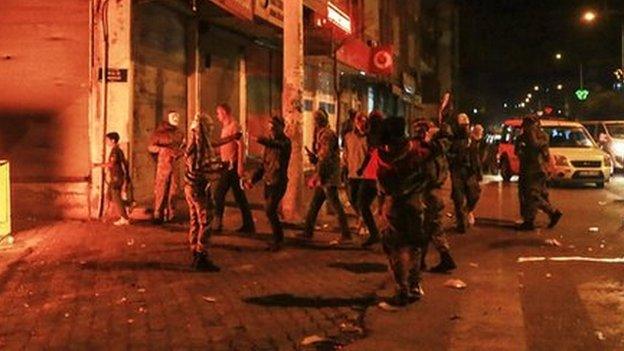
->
xmin=516 ymin=115 xmax=563 ymax=230
xmin=247 ymin=116 xmax=292 ymax=251
xmin=377 ymin=117 xmax=429 ymax=306
xmin=300 ymin=109 xmax=351 ymax=244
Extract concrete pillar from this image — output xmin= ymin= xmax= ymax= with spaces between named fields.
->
xmin=90 ymin=0 xmax=133 ymax=218
xmin=282 ymin=0 xmax=304 ymax=221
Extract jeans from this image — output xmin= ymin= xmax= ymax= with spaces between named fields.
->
xmin=304 ymin=186 xmax=351 ymax=239
xmin=213 ymin=169 xmax=254 ymax=229
xmin=264 ymin=182 xmax=287 ymax=243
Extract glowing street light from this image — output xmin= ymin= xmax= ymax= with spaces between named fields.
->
xmin=556 ymin=84 xmax=563 ymax=90
xmin=533 ymin=85 xmax=540 ymax=91
xmin=582 ymin=10 xmax=597 ymax=23
xmin=519 ymin=102 xmax=526 ymax=108
xmin=527 ymin=93 xmax=533 ymax=98
xmin=555 ymin=53 xmax=563 ymax=60
xmin=525 ymin=97 xmax=530 ymax=103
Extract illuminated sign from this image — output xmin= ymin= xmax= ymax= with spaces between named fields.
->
xmin=327 ymin=2 xmax=351 ymax=34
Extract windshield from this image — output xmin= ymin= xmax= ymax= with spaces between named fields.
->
xmin=542 ymin=127 xmax=595 ymax=148
xmin=606 ymin=123 xmax=624 ymax=138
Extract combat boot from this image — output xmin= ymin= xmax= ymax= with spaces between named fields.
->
xmin=409 ymin=282 xmax=425 ymax=301
xmin=429 ymin=252 xmax=457 ymax=273
xmin=192 ymin=252 xmax=220 ymax=272
xmin=548 ymin=210 xmax=563 ymax=229
xmin=516 ymin=221 xmax=535 ymax=231
xmin=388 ymin=289 xmax=410 ymax=307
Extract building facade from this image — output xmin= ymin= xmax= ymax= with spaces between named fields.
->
xmin=0 ymin=0 xmax=458 ymax=219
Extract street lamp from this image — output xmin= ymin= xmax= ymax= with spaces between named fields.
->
xmin=582 ymin=10 xmax=597 ymax=23
xmin=527 ymin=93 xmax=532 ymax=98
xmin=533 ymin=85 xmax=540 ymax=91
xmin=580 ymin=9 xmax=624 ymax=74
xmin=556 ymin=84 xmax=563 ymax=90
xmin=555 ymin=52 xmax=563 ymax=60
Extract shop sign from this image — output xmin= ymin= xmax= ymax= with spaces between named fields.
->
xmin=336 ymin=38 xmax=371 ymax=73
xmin=402 ymin=72 xmax=416 ymax=95
xmin=370 ymin=45 xmax=394 ymax=76
xmin=210 ymin=0 xmax=253 ymax=21
xmin=304 ymin=0 xmax=328 ymax=17
xmin=327 ymin=2 xmax=351 ymax=34
xmin=98 ymin=68 xmax=128 ymax=82
xmin=254 ymin=0 xmax=283 ymax=27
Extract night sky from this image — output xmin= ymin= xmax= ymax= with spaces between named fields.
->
xmin=458 ymin=0 xmax=624 ymax=125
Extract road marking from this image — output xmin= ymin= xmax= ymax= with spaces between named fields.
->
xmin=518 ymin=256 xmax=624 ymax=263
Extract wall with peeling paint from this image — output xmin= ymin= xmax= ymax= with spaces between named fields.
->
xmin=132 ymin=1 xmax=188 ymax=206
xmin=0 ymin=0 xmax=91 ymax=218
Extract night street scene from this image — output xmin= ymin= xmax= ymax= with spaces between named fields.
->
xmin=2 ymin=0 xmax=624 ymax=350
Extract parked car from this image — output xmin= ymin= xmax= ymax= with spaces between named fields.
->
xmin=580 ymin=120 xmax=624 ymax=170
xmin=497 ymin=117 xmax=612 ymax=188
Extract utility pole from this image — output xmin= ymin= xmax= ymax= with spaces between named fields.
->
xmin=282 ymin=0 xmax=304 ymax=221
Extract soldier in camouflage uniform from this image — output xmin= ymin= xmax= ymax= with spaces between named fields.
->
xmin=149 ymin=111 xmax=185 ymax=224
xmin=516 ymin=115 xmax=563 ymax=230
xmin=377 ymin=117 xmax=429 ymax=306
xmin=183 ymin=114 xmax=220 ymax=271
xmin=300 ymin=109 xmax=351 ymax=243
xmin=411 ymin=120 xmax=457 ymax=273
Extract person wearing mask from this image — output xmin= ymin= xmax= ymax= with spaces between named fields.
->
xmin=148 ymin=111 xmax=185 ymax=224
xmin=213 ymin=103 xmax=256 ymax=234
xmin=183 ymin=113 xmax=220 ymax=271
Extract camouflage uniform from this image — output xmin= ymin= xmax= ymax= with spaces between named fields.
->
xmin=448 ymin=126 xmax=481 ymax=232
xmin=412 ymin=122 xmax=454 ymax=271
xmin=516 ymin=119 xmax=560 ymax=227
xmin=377 ymin=118 xmax=429 ymax=304
xmin=183 ymin=118 xmax=219 ymax=271
xmin=149 ymin=121 xmax=184 ymax=222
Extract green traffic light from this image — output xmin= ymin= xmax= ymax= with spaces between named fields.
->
xmin=575 ymin=88 xmax=589 ymax=101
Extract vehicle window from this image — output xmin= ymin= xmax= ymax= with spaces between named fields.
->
xmin=543 ymin=127 xmax=595 ymax=148
xmin=597 ymin=123 xmax=607 ymax=136
xmin=581 ymin=123 xmax=596 ymax=138
xmin=605 ymin=123 xmax=624 ymax=138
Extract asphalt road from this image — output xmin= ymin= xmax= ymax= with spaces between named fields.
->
xmin=350 ymin=174 xmax=624 ymax=351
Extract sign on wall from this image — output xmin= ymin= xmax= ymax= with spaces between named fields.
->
xmin=254 ymin=0 xmax=283 ymax=28
xmin=211 ymin=0 xmax=253 ymax=21
xmin=98 ymin=68 xmax=128 ymax=82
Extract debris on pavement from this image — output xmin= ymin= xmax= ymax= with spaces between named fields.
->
xmin=598 ymin=201 xmax=607 ymax=206
xmin=202 ymin=296 xmax=217 ymax=303
xmin=377 ymin=301 xmax=401 ymax=312
xmin=544 ymin=238 xmax=562 ymax=247
xmin=340 ymin=322 xmax=364 ymax=334
xmin=545 ymin=273 xmax=552 ymax=278
xmin=469 ymin=262 xmax=479 ymax=268
xmin=595 ymin=331 xmax=606 ymax=341
xmin=300 ymin=335 xmax=329 ymax=346
xmin=232 ymin=264 xmax=255 ymax=272
xmin=588 ymin=227 xmax=599 ymax=233
xmin=445 ymin=212 xmax=453 ymax=218
xmin=588 ymin=247 xmax=594 ymax=252
xmin=137 ymin=288 xmax=146 ymax=293
xmin=138 ymin=307 xmax=147 ymax=314
xmin=117 ymin=297 xmax=128 ymax=304
xmin=450 ymin=314 xmax=461 ymax=321
xmin=126 ymin=238 xmax=135 ymax=246
xmin=444 ymin=279 xmax=467 ymax=289
xmin=127 ymin=319 xmax=134 ymax=324
xmin=64 ymin=313 xmax=70 ymax=318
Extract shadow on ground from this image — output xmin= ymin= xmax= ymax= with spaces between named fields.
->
xmin=328 ymin=262 xmax=387 ymax=274
xmin=243 ymin=293 xmax=376 ymax=308
xmin=489 ymin=237 xmax=547 ymax=249
xmin=475 ymin=217 xmax=518 ymax=229
xmin=78 ymin=260 xmax=195 ymax=272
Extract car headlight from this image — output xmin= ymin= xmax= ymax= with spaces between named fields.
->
xmin=553 ymin=154 xmax=569 ymax=166
xmin=611 ymin=141 xmax=624 ymax=155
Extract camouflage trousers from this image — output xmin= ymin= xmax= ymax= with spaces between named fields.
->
xmin=423 ymin=187 xmax=450 ymax=255
xmin=518 ymin=171 xmax=556 ymax=222
xmin=184 ymin=181 xmax=214 ymax=254
xmin=154 ymin=164 xmax=178 ymax=221
xmin=380 ymin=194 xmax=426 ymax=294
xmin=450 ymin=171 xmax=481 ymax=228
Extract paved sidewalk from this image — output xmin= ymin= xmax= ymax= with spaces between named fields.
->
xmin=0 ymin=199 xmax=390 ymax=350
